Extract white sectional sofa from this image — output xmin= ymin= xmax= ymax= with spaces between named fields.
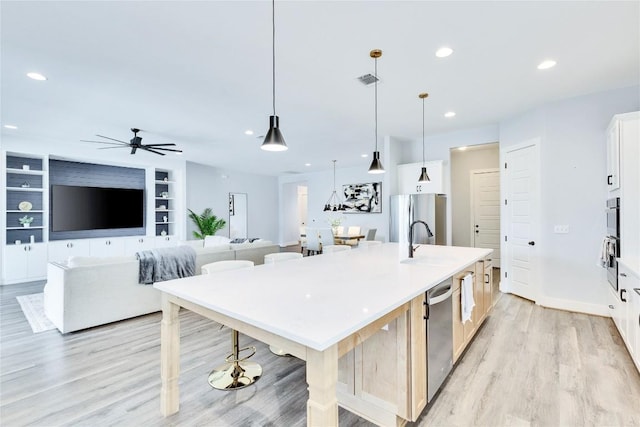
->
xmin=44 ymin=239 xmax=279 ymax=333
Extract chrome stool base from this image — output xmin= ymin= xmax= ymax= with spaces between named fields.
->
xmin=269 ymin=345 xmax=291 ymax=357
xmin=208 ymin=360 xmax=262 ymax=390
xmin=208 ymin=329 xmax=262 ymax=390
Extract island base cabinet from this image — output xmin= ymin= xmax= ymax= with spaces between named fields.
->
xmin=337 ymin=294 xmax=426 ymax=426
xmin=452 ymin=258 xmax=493 ymax=365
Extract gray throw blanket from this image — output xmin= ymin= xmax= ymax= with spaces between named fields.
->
xmin=136 ymin=245 xmax=196 ymax=284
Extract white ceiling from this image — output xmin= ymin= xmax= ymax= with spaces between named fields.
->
xmin=2 ymin=1 xmax=638 ymax=176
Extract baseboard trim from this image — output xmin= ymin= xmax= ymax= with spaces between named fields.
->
xmin=536 ymin=295 xmax=610 ymax=317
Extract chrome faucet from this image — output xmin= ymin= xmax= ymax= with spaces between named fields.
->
xmin=409 ymin=220 xmax=433 ymax=258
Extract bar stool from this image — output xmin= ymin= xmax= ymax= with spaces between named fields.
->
xmin=201 ymin=260 xmax=262 ymax=390
xmin=264 ymin=252 xmax=303 ymax=264
xmin=263 ymin=252 xmax=303 ymax=356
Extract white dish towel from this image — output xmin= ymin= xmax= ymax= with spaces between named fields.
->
xmin=598 ymin=236 xmax=609 ymax=268
xmin=461 ymin=273 xmax=475 ymax=324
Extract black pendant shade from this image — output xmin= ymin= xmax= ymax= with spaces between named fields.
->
xmin=261 ymin=115 xmax=287 ymax=151
xmin=418 ymin=166 xmax=430 ymax=183
xmin=368 ymin=151 xmax=385 ymax=174
xmin=367 ymin=49 xmax=385 ymax=174
xmin=261 ymin=0 xmax=288 ymax=152
xmin=417 ymin=92 xmax=430 ymax=182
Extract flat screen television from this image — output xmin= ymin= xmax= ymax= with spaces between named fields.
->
xmin=51 ymin=185 xmax=144 ymax=232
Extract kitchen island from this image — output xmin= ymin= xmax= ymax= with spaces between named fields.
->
xmin=155 ymin=243 xmax=492 ymax=426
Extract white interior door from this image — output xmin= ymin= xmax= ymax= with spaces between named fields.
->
xmin=471 ymin=169 xmax=501 ymax=265
xmin=229 ymin=192 xmax=248 ymax=239
xmin=503 ymin=141 xmax=540 ymax=302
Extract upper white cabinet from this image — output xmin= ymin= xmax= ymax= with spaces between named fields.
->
xmin=616 ymin=112 xmax=640 ymax=261
xmin=397 ymin=160 xmax=444 ymax=195
xmin=606 ymin=119 xmax=621 ymax=192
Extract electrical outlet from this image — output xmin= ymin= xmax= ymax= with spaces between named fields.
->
xmin=554 ymin=225 xmax=569 ymax=234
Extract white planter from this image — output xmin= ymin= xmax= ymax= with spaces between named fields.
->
xmin=22 ymin=223 xmax=30 ymax=228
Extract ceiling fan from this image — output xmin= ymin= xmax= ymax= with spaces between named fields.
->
xmin=81 ymin=128 xmax=182 ymax=156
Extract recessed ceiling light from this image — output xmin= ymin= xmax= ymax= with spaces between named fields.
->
xmin=435 ymin=47 xmax=453 ymax=58
xmin=3 ymin=124 xmax=18 ymax=129
xmin=26 ymin=72 xmax=47 ymax=81
xmin=444 ymin=111 xmax=456 ymax=118
xmin=305 ymin=163 xmax=311 ymax=167
xmin=361 ymin=154 xmax=368 ymax=158
xmin=537 ymin=60 xmax=556 ymax=70
xmin=245 ymin=130 xmax=254 ymax=135
xmin=458 ymin=146 xmax=467 ymax=151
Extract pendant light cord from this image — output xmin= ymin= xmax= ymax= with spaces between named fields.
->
xmin=272 ymin=0 xmax=276 ymax=116
xmin=422 ymin=97 xmax=425 ymax=166
xmin=374 ymin=57 xmax=378 ymax=151
xmin=333 ymin=160 xmax=337 ymax=191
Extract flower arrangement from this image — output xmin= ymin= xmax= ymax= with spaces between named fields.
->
xmin=327 ymin=215 xmax=344 ymax=228
xmin=19 ymin=215 xmax=34 ymax=227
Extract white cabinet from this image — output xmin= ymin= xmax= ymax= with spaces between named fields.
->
xmin=617 ymin=113 xmax=640 ymax=261
xmin=3 ymin=244 xmax=47 ymax=283
xmin=123 ymin=236 xmax=155 ymax=255
xmin=48 ymin=240 xmax=92 ymax=263
xmin=619 ymin=262 xmax=640 ymax=368
xmin=155 ymin=235 xmax=177 ymax=248
xmin=397 ymin=160 xmax=444 ymax=195
xmin=633 ymin=287 xmax=640 ymax=371
xmin=606 ymin=119 xmax=620 ymax=192
xmin=89 ymin=238 xmax=125 ymax=257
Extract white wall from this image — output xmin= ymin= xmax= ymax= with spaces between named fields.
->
xmin=400 ymin=124 xmax=501 ymax=244
xmin=499 ymin=85 xmax=640 ymax=313
xmin=185 ymin=162 xmax=278 ymax=242
xmin=450 ymin=144 xmax=500 ymax=247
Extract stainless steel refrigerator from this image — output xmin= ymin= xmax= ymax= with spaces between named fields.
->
xmin=389 ymin=194 xmax=446 ymax=245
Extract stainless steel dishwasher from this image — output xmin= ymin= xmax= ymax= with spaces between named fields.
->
xmin=426 ymin=277 xmax=453 ymax=402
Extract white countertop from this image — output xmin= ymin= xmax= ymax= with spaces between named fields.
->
xmin=154 ymin=243 xmax=492 ymax=351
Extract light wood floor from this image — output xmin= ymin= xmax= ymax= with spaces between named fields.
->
xmin=1 ymin=281 xmax=639 ymax=426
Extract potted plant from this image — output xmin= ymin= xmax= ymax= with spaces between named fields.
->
xmin=19 ymin=215 xmax=34 ymax=228
xmin=187 ymin=208 xmax=226 ymax=239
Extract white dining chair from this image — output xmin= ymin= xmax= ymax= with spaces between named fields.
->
xmin=200 ymin=260 xmax=261 ymax=390
xmin=318 ymin=228 xmax=335 ymax=253
xmin=305 ymin=228 xmax=321 ymax=256
xmin=344 ymin=226 xmax=362 ymax=246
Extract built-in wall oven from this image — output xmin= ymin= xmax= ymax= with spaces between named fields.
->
xmin=606 ymin=197 xmax=620 ymax=292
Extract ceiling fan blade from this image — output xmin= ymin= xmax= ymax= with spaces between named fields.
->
xmin=81 ymin=140 xmax=129 ymax=146
xmin=144 ymin=143 xmax=176 ymax=147
xmin=98 ymin=146 xmax=131 ymax=150
xmin=144 ymin=146 xmax=183 ymax=153
xmin=141 ymin=147 xmax=166 ymax=156
xmin=95 ymin=134 xmax=129 ymax=144
xmin=131 ymin=146 xmax=137 ymax=155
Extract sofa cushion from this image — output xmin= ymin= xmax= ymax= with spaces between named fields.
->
xmin=204 ymin=235 xmax=232 ymax=247
xmin=68 ymin=255 xmax=137 ymax=267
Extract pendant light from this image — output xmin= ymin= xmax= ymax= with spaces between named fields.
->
xmin=417 ymin=92 xmax=430 ymax=183
xmin=261 ymin=0 xmax=287 ymax=152
xmin=324 ymin=160 xmax=346 ymax=211
xmin=368 ymin=49 xmax=385 ymax=174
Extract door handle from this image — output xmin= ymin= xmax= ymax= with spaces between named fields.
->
xmin=607 ymin=175 xmax=613 ymax=185
xmin=475 ymin=230 xmax=479 ymax=233
xmin=485 ymin=273 xmax=490 ymax=284
xmin=528 ymin=241 xmax=535 ymax=246
xmin=620 ymin=273 xmax=627 ymax=277
xmin=621 ymin=289 xmax=627 ymax=302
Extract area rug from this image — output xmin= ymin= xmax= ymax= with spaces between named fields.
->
xmin=16 ymin=293 xmax=56 ymax=333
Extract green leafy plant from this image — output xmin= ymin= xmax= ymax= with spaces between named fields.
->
xmin=187 ymin=208 xmax=226 ymax=239
xmin=19 ymin=215 xmax=34 ymax=226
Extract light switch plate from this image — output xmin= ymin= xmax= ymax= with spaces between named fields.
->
xmin=554 ymin=225 xmax=569 ymax=234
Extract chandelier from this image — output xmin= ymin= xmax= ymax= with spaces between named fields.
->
xmin=323 ymin=160 xmax=346 ymax=211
